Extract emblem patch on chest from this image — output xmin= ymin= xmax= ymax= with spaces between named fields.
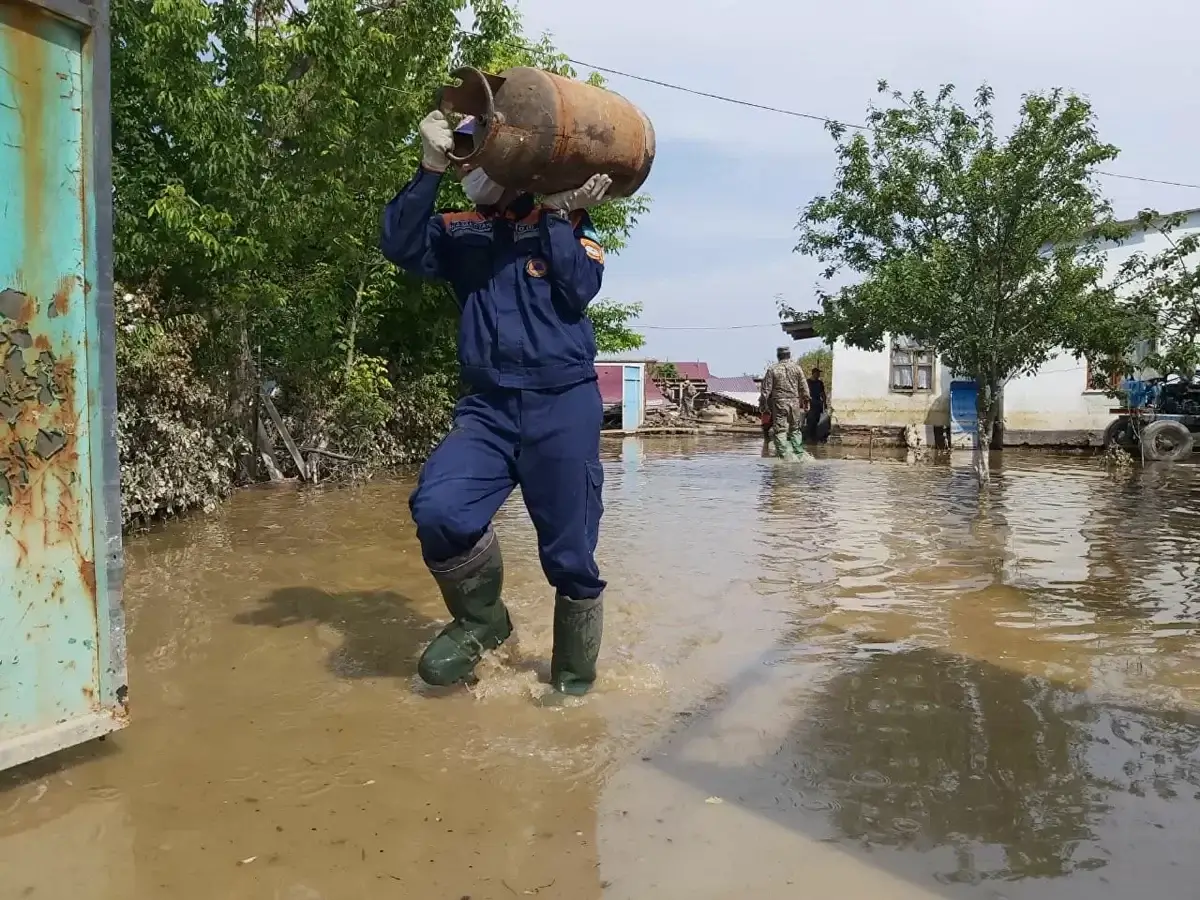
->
xmin=526 ymin=258 xmax=548 ymax=278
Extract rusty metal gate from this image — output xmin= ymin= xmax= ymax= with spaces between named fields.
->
xmin=0 ymin=0 xmax=125 ymax=770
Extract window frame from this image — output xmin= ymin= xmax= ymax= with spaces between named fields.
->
xmin=889 ymin=338 xmax=936 ymax=394
xmin=1084 ymin=357 xmax=1123 ymax=394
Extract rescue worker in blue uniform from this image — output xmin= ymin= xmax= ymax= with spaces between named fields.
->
xmin=380 ymin=110 xmax=612 ymax=696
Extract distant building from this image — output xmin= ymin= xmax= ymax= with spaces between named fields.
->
xmin=668 ymin=362 xmax=712 ymax=389
xmin=705 ymin=376 xmax=760 ymax=412
xmin=596 ymin=361 xmax=669 ymax=419
xmin=781 ymin=208 xmax=1200 ymax=447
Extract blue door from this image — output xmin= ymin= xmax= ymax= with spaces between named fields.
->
xmin=949 ymin=380 xmax=978 ymax=449
xmin=621 ymin=364 xmax=644 ymax=433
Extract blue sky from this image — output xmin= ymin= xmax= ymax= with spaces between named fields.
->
xmin=510 ymin=0 xmax=1200 ymax=377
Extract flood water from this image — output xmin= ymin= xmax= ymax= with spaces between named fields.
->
xmin=3 ymin=437 xmax=1200 ymax=899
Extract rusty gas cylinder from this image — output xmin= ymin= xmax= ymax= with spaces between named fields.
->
xmin=437 ymin=66 xmax=656 ymax=199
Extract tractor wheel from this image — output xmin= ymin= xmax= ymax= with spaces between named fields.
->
xmin=1140 ymin=420 xmax=1195 ymax=462
xmin=1103 ymin=419 xmax=1136 ymax=450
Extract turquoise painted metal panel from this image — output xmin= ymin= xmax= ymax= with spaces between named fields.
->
xmin=621 ymin=364 xmax=643 ymax=433
xmin=0 ymin=0 xmax=126 ymax=771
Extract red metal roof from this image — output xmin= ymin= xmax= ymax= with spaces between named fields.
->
xmin=671 ymin=361 xmax=711 ymax=382
xmin=596 ymin=364 xmax=668 ymax=407
xmin=597 ymin=365 xmax=622 ymax=404
xmin=646 ymin=379 xmax=667 ymax=407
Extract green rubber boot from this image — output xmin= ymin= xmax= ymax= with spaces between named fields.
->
xmin=772 ymin=431 xmax=797 ymax=460
xmin=418 ymin=529 xmax=512 ymax=687
xmin=788 ymin=429 xmax=806 ymax=458
xmin=549 ymin=594 xmax=604 ymax=696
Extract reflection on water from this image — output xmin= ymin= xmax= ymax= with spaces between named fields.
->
xmin=3 ymin=439 xmax=1200 ymax=898
xmin=794 ymin=647 xmax=1200 ymax=885
xmin=604 ymin=450 xmax=1200 ymax=899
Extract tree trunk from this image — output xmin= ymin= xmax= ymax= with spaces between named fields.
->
xmin=973 ymin=378 xmax=1001 ymax=485
xmin=344 ymin=276 xmax=365 ymax=382
xmin=256 ymin=416 xmax=284 ymax=482
xmin=991 ymin=384 xmax=1005 ymax=449
xmin=229 ymin=319 xmax=261 ymax=484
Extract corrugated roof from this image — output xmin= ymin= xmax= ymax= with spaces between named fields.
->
xmin=706 ymin=375 xmax=759 ymax=394
xmin=711 ymin=390 xmax=760 ymax=407
xmin=671 ymin=362 xmax=711 ymax=381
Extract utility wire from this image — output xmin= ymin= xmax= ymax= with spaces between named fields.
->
xmin=461 ymin=31 xmax=1200 ymax=192
xmin=635 ymin=323 xmax=784 ymax=330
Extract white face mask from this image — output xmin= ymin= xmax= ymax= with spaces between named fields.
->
xmin=462 ymin=169 xmax=505 ymax=207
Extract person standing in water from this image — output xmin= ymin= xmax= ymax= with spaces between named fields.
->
xmin=806 ymin=365 xmax=828 ymax=443
xmin=380 ymin=110 xmax=612 ymax=696
xmin=759 ymin=346 xmax=811 ymax=460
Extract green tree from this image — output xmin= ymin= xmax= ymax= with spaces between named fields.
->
xmin=794 ymin=82 xmax=1137 ymax=482
xmin=799 ymin=347 xmax=832 ymax=397
xmin=109 ymin=0 xmax=651 ymax=522
xmin=588 ymin=300 xmax=645 ymax=354
xmin=1104 ymin=210 xmax=1200 ymax=382
xmin=651 ymin=361 xmax=679 ymax=380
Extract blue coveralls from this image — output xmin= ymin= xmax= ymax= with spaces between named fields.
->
xmin=380 ymin=167 xmax=607 ymax=602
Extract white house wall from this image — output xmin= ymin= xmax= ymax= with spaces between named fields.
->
xmin=828 ymin=210 xmax=1200 ymax=445
xmin=832 ymin=338 xmax=1115 ymax=445
xmin=830 ymin=341 xmax=952 ymax=429
xmin=1002 ymin=354 xmax=1114 ymax=441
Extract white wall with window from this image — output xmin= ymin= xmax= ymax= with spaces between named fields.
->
xmin=819 ymin=207 xmax=1200 ymax=445
xmin=830 ymin=335 xmax=1115 ymax=441
xmin=829 ymin=337 xmax=953 ymax=430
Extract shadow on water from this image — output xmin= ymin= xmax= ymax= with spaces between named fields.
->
xmin=0 ymin=737 xmax=121 ymax=797
xmin=233 ymin=588 xmax=437 ymax=681
xmin=642 ymin=640 xmax=1200 ymax=897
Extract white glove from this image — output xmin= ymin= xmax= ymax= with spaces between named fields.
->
xmin=543 ymin=174 xmax=613 ymax=212
xmin=419 ymin=111 xmax=454 ymax=173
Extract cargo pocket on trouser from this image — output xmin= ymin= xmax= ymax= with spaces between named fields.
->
xmin=584 ymin=460 xmax=605 ymax=552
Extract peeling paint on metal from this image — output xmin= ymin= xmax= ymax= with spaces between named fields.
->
xmin=0 ymin=287 xmax=25 ymax=319
xmin=1 ymin=0 xmax=124 ymax=767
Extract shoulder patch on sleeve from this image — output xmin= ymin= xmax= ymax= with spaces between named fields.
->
xmin=580 ymin=238 xmax=605 ymax=263
xmin=441 ymin=211 xmax=493 ymax=238
xmin=441 ymin=211 xmax=486 ymax=224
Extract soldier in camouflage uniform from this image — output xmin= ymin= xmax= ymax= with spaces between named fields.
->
xmin=759 ymin=346 xmax=811 ymax=460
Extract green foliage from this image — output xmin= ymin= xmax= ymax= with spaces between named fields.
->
xmin=588 ymin=299 xmax=645 ymax=354
xmin=1102 ymin=210 xmax=1200 ymax=381
xmin=794 ymin=82 xmax=1139 ymax=476
xmin=798 ymin=348 xmax=832 ymax=395
xmin=331 ymin=356 xmax=395 ymax=450
xmin=109 ymin=0 xmax=649 ymax=523
xmin=651 ymin=361 xmax=679 ymax=381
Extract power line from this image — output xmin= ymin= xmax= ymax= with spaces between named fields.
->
xmin=566 ymin=57 xmax=861 ymax=131
xmin=461 ymin=31 xmax=1200 ymax=192
xmin=635 ymin=323 xmax=783 ymax=330
xmin=1086 ymin=171 xmax=1200 ymax=190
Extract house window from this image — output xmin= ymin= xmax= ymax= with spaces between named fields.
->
xmin=1085 ymin=357 xmax=1122 ymax=392
xmin=891 ymin=340 xmax=934 ymax=392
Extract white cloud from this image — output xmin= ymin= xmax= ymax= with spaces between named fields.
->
xmin=517 ymin=0 xmax=1200 ymax=208
xmin=506 ymin=0 xmax=1200 ymax=372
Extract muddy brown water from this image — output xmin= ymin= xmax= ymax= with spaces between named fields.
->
xmin=3 ymin=437 xmax=1200 ymax=899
